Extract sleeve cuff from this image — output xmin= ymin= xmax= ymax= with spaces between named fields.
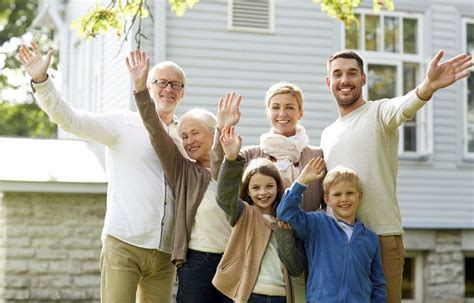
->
xmin=30 ymin=75 xmax=51 ymax=94
xmin=291 ymin=181 xmax=308 ymax=195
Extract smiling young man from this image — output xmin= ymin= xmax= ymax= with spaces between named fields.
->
xmin=320 ymin=49 xmax=472 ymax=302
xmin=17 ymin=44 xmax=188 ymax=303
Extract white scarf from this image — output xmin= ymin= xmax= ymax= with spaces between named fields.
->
xmin=260 ymin=125 xmax=309 ymax=188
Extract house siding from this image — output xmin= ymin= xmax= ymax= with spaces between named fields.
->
xmin=165 ymin=0 xmax=337 ymax=148
xmin=397 ymin=3 xmax=474 ymax=229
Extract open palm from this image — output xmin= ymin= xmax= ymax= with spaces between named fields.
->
xmin=298 ymin=157 xmax=326 ymax=185
xmin=125 ymin=50 xmax=150 ymax=92
xmin=217 ymin=92 xmax=241 ymax=130
xmin=220 ymin=125 xmax=241 ymax=161
xmin=426 ymin=51 xmax=472 ymax=91
xmin=16 ymin=42 xmax=52 ymax=83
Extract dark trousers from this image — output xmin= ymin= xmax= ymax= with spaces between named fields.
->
xmin=248 ymin=293 xmax=286 ymax=303
xmin=177 ymin=249 xmax=233 ymax=303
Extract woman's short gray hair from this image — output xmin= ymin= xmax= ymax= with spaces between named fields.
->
xmin=178 ymin=108 xmax=217 ymax=133
xmin=147 ymin=61 xmax=187 ymax=84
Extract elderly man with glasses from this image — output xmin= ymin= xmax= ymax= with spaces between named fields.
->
xmin=17 ymin=43 xmax=188 ymax=303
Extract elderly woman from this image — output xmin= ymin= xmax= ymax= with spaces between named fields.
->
xmin=127 ymin=51 xmax=232 ymax=303
xmin=128 ymin=52 xmax=302 ymax=303
xmin=211 ymin=82 xmax=324 ymax=303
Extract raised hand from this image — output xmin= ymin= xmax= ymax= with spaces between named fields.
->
xmin=297 ymin=157 xmax=326 ymax=186
xmin=125 ymin=50 xmax=150 ymax=92
xmin=217 ymin=92 xmax=242 ymax=130
xmin=16 ymin=41 xmax=53 ymax=83
xmin=417 ymin=51 xmax=472 ymax=100
xmin=220 ymin=125 xmax=242 ymax=161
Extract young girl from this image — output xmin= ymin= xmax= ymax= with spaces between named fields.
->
xmin=212 ymin=125 xmax=304 ymax=303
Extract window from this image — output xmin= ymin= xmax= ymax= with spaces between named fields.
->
xmin=344 ymin=11 xmax=430 ymax=156
xmin=228 ymin=0 xmax=274 ymax=33
xmin=402 ymin=253 xmax=423 ymax=303
xmin=463 ymin=19 xmax=474 ymax=157
xmin=466 ymin=256 xmax=474 ymax=298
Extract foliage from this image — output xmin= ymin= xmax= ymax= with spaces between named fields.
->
xmin=312 ymin=0 xmax=394 ymax=27
xmin=0 ymin=0 xmax=58 ymax=93
xmin=72 ymin=0 xmax=393 ymax=45
xmin=0 ymin=0 xmax=58 ymax=138
xmin=0 ymin=101 xmax=57 ymax=138
xmin=71 ymin=0 xmax=198 ymax=49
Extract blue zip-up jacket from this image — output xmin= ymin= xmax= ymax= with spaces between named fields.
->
xmin=277 ymin=182 xmax=386 ymax=303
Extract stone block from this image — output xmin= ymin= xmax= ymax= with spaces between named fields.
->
xmin=59 ymin=288 xmax=88 ymax=300
xmin=5 ymin=260 xmax=29 ymax=274
xmin=48 ymin=260 xmax=82 ymax=275
xmin=5 ymin=248 xmax=35 ymax=259
xmin=73 ymin=275 xmax=100 ymax=288
xmin=81 ymin=260 xmax=100 ymax=274
xmin=30 ymin=288 xmax=61 ymax=300
xmin=68 ymin=249 xmax=98 ymax=260
xmin=36 ymin=249 xmax=68 ymax=260
xmin=2 ymin=288 xmax=29 ymax=300
xmin=4 ymin=275 xmax=31 ymax=288
xmin=29 ymin=260 xmax=49 ymax=274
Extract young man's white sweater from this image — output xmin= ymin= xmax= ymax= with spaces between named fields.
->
xmin=320 ymin=90 xmax=428 ymax=236
xmin=33 ymin=78 xmax=185 ymax=252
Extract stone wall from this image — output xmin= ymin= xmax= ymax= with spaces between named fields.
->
xmin=424 ymin=230 xmax=465 ymax=303
xmin=0 ymin=192 xmax=105 ymax=302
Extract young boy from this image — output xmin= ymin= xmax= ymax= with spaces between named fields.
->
xmin=277 ymin=158 xmax=386 ymax=302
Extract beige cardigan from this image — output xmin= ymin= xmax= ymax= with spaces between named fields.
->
xmin=213 ymin=157 xmax=302 ymax=303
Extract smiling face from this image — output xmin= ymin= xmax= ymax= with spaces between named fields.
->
xmin=324 ymin=181 xmax=362 ymax=225
xmin=179 ymin=117 xmax=214 ymax=167
xmin=326 ymin=58 xmax=367 ymax=115
xmin=267 ymin=93 xmax=303 ymax=137
xmin=147 ymin=65 xmax=185 ymax=115
xmin=247 ymin=172 xmax=278 ymax=215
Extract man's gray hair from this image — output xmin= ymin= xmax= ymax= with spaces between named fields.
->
xmin=147 ymin=61 xmax=187 ymax=84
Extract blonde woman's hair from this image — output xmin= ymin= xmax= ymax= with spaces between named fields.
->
xmin=264 ymin=82 xmax=304 ymax=111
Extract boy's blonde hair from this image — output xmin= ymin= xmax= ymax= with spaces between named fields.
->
xmin=323 ymin=165 xmax=362 ymax=194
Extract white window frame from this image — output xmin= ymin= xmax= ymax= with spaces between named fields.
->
xmin=228 ymin=0 xmax=275 ymax=34
xmin=342 ymin=9 xmax=432 ymax=158
xmin=402 ymin=252 xmax=424 ymax=303
xmin=462 ymin=18 xmax=474 ymax=159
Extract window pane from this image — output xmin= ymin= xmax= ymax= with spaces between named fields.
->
xmin=466 ymin=257 xmax=474 ymax=297
xmin=368 ymin=64 xmax=396 ymax=100
xmin=468 ymin=75 xmax=474 ymax=153
xmin=468 ymin=126 xmax=474 ymax=153
xmin=365 ymin=15 xmax=380 ymax=51
xmin=403 ymin=62 xmax=419 ymax=94
xmin=403 ymin=18 xmax=418 ymax=54
xmin=402 ymin=257 xmax=415 ymax=299
xmin=467 ymin=23 xmax=474 ymax=54
xmin=404 ymin=125 xmax=417 ymax=152
xmin=384 ymin=16 xmax=399 ymax=52
xmin=345 ymin=14 xmax=360 ymax=49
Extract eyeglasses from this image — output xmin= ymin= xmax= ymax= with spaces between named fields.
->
xmin=151 ymin=79 xmax=184 ymax=90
